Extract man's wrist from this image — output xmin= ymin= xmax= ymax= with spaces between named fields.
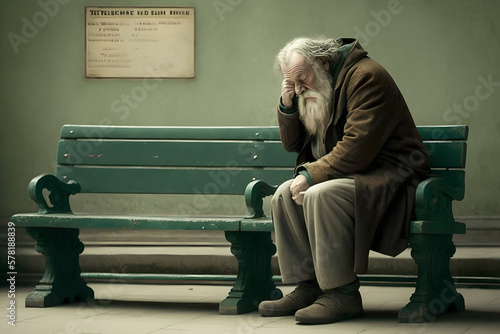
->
xmin=279 ymin=96 xmax=298 ymax=114
xmin=298 ymin=170 xmax=314 ymax=186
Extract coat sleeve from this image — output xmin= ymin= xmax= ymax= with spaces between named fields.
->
xmin=276 ymin=104 xmax=307 ymax=153
xmin=304 ymin=68 xmax=400 ymax=184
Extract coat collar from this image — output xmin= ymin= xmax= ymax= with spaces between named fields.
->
xmin=334 ymin=38 xmax=368 ymax=89
xmin=330 ymin=38 xmax=368 ymax=127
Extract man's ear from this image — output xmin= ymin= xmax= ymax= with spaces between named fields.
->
xmin=319 ymin=57 xmax=330 ymax=71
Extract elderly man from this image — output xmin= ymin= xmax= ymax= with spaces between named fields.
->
xmin=258 ymin=37 xmax=429 ymax=324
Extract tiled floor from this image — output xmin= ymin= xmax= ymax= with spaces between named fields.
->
xmin=2 ymin=283 xmax=499 ymax=334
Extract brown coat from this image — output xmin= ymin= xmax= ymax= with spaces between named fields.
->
xmin=277 ymin=38 xmax=429 ymax=274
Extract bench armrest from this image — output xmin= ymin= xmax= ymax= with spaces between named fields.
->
xmin=414 ymin=177 xmax=463 ymax=221
xmin=244 ymin=180 xmax=278 ymax=219
xmin=28 ymin=174 xmax=81 ymax=214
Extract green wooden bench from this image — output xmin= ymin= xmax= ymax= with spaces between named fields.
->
xmin=11 ymin=124 xmax=468 ymax=322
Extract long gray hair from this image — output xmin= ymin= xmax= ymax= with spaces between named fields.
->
xmin=275 ymin=36 xmax=342 ymax=72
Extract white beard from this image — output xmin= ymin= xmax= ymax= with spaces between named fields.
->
xmin=298 ymin=68 xmax=334 ymax=137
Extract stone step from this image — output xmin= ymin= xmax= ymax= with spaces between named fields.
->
xmin=11 ymin=245 xmax=500 ymax=285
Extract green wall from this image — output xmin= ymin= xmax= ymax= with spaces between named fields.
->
xmin=1 ymin=0 xmax=499 ymax=220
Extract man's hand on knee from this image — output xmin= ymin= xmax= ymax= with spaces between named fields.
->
xmin=290 ymin=174 xmax=310 ymax=205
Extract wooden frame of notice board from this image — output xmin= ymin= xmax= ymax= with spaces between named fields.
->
xmin=85 ymin=6 xmax=195 ymax=79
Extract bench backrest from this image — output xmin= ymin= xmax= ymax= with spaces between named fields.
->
xmin=56 ymin=125 xmax=296 ymax=195
xmin=56 ymin=125 xmax=468 ymax=196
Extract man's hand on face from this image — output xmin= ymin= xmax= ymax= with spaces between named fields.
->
xmin=290 ymin=174 xmax=310 ymax=205
xmin=281 ymin=79 xmax=296 ymax=108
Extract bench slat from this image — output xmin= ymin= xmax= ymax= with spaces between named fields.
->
xmin=57 ymin=140 xmax=296 ymax=167
xmin=240 ymin=218 xmax=275 ymax=232
xmin=425 ymin=141 xmax=467 ymax=168
xmin=11 ymin=213 xmax=241 ymax=230
xmin=57 ymin=141 xmax=466 ymax=169
xmin=418 ymin=125 xmax=469 ymax=141
xmin=56 ymin=166 xmax=294 ymax=194
xmin=62 ymin=125 xmax=468 ymax=141
xmin=61 ymin=125 xmax=282 ymax=141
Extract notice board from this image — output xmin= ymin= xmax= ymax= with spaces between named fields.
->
xmin=85 ymin=7 xmax=195 ymax=78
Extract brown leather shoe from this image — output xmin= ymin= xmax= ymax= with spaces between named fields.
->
xmin=295 ymin=278 xmax=364 ymax=324
xmin=258 ymin=280 xmax=324 ymax=316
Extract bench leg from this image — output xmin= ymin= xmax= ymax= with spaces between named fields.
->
xmin=25 ymin=227 xmax=94 ymax=307
xmin=399 ymin=234 xmax=464 ymax=322
xmin=219 ymin=231 xmax=282 ymax=315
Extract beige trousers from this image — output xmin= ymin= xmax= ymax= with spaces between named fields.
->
xmin=271 ymin=178 xmax=357 ymax=290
